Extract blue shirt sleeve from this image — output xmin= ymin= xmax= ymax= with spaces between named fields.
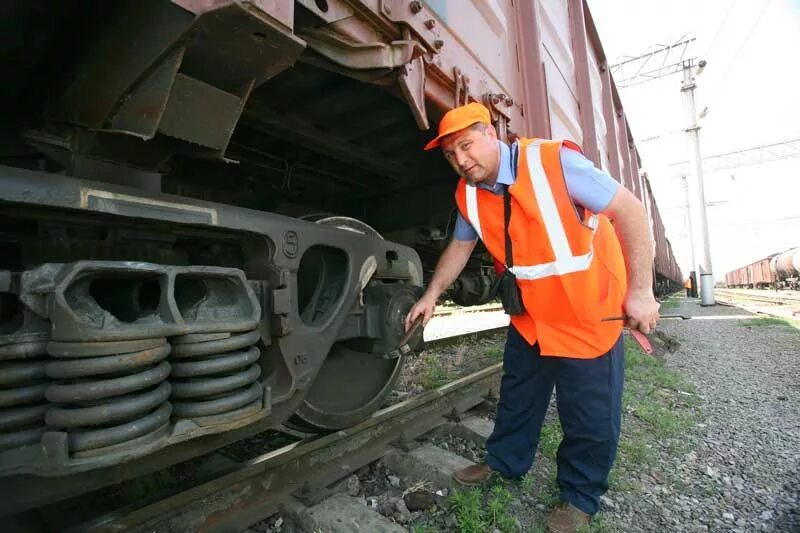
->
xmin=453 ymin=211 xmax=478 ymax=241
xmin=560 ymin=147 xmax=620 ymax=213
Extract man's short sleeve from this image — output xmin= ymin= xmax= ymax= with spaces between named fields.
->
xmin=560 ymin=147 xmax=620 ymax=213
xmin=453 ymin=211 xmax=478 ymax=241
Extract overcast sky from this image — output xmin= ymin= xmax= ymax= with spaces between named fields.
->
xmin=586 ymin=0 xmax=800 ymax=276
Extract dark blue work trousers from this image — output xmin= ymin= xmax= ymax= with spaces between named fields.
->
xmin=485 ymin=326 xmax=624 ymax=515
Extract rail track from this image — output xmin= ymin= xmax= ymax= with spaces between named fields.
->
xmin=714 ymin=289 xmax=800 ymax=314
xmin=432 ymin=303 xmax=504 ymax=318
xmin=7 ymin=326 xmax=508 ymax=533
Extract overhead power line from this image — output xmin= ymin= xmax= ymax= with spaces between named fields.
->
xmin=703 ymin=0 xmax=772 ymax=112
xmin=609 ymin=36 xmax=696 ymax=88
xmin=670 ymin=137 xmax=800 ymax=174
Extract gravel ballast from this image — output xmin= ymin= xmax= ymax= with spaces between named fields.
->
xmin=625 ymin=297 xmax=799 ymax=532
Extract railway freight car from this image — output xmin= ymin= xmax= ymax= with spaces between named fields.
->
xmin=771 ymin=247 xmax=800 ymax=290
xmin=725 ymin=247 xmax=800 ymax=290
xmin=725 ymin=256 xmax=776 ymax=289
xmin=0 ymin=0 xmax=681 ymax=514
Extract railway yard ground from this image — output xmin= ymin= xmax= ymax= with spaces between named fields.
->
xmin=11 ymin=294 xmax=799 ymax=533
xmin=248 ymin=294 xmax=799 ymax=533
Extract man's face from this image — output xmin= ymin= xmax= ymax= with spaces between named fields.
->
xmin=440 ymin=124 xmax=499 ymax=186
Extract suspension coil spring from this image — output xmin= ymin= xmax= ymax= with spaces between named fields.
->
xmin=169 ymin=329 xmax=263 ymax=421
xmin=44 ymin=338 xmax=172 ymax=454
xmin=0 ymin=338 xmax=50 ymax=451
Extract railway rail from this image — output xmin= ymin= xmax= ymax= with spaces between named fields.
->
xmin=5 ymin=327 xmax=507 ymax=532
xmin=715 ymin=289 xmax=800 ymax=322
xmin=715 ymin=289 xmax=800 ymax=308
xmin=432 ymin=303 xmax=504 ymax=318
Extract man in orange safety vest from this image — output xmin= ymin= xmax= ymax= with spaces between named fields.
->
xmin=405 ymin=103 xmax=660 ymax=531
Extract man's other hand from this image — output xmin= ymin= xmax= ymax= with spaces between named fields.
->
xmin=623 ymin=289 xmax=660 ymax=333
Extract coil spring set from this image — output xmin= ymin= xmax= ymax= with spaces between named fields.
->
xmin=45 ymin=338 xmax=173 ymax=455
xmin=0 ymin=324 xmax=50 ymax=452
xmin=170 ymin=330 xmax=263 ymax=421
xmin=0 ymin=262 xmax=264 ymax=475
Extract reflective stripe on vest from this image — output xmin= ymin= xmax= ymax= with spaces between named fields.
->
xmin=464 ymin=141 xmax=599 ymax=280
xmin=465 ymin=184 xmax=483 ymax=240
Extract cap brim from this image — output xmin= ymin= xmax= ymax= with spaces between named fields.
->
xmin=424 ymin=136 xmax=443 ymax=151
xmin=423 ymin=120 xmax=486 ymax=151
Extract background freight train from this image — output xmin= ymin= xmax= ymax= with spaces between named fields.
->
xmin=724 ymin=247 xmax=800 ymax=290
xmin=0 ymin=0 xmax=682 ymax=512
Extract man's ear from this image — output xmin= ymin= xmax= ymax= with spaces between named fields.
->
xmin=486 ymin=124 xmax=498 ymax=141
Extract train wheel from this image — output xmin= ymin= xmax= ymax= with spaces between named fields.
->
xmin=287 ymin=217 xmax=421 ymax=432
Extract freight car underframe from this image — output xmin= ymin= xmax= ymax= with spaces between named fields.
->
xmin=0 ymin=166 xmax=423 ymax=513
xmin=0 ymin=0 xmax=496 ymax=510
xmin=0 ymin=0 xmax=684 ymax=513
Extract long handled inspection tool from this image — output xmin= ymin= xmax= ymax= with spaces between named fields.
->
xmin=601 ymin=314 xmax=691 ymax=355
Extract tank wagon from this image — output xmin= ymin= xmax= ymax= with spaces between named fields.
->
xmin=0 ymin=0 xmax=682 ymax=511
xmin=725 ymin=248 xmax=800 ymax=290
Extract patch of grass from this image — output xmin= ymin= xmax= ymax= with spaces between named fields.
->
xmin=520 ymin=473 xmax=535 ymax=491
xmin=582 ymin=514 xmax=611 ymax=532
xmin=486 ymin=346 xmax=504 ymax=361
xmin=634 ymin=402 xmax=693 ymax=439
xmin=410 ymin=525 xmax=439 ymax=533
xmin=538 ymin=420 xmax=563 ymax=460
xmin=486 ymin=484 xmax=518 ymax=531
xmin=537 ymin=476 xmax=561 ymax=507
xmin=420 ymin=353 xmax=449 ymax=389
xmin=618 ymin=437 xmax=653 ymax=467
xmin=659 ymin=298 xmax=679 ymax=311
xmin=449 ymin=488 xmax=487 ymax=532
xmin=741 ymin=317 xmax=793 ymax=327
xmin=449 ymin=482 xmax=519 ymax=532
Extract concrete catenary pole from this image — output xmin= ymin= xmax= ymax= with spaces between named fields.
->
xmin=681 ymin=60 xmax=715 ymax=305
xmin=681 ymin=174 xmax=698 ymax=297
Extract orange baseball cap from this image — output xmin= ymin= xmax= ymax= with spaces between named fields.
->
xmin=423 ymin=102 xmax=491 ymax=151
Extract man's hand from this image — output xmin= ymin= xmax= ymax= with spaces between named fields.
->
xmin=623 ymin=289 xmax=660 ymax=333
xmin=405 ymin=293 xmax=437 ymax=332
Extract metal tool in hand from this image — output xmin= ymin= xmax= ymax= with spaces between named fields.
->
xmin=600 ymin=314 xmax=690 ymax=355
xmin=384 ymin=315 xmax=425 ymax=359
xmin=601 ymin=314 xmax=690 ymax=322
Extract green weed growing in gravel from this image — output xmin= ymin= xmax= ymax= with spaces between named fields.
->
xmin=449 ymin=482 xmax=520 ymax=532
xmin=635 ymin=401 xmax=693 ymax=439
xmin=449 ymin=487 xmax=486 ymax=532
xmin=658 ymin=297 xmax=679 ymax=311
xmin=538 ymin=420 xmax=563 ymax=460
xmin=486 ymin=346 xmax=504 ymax=360
xmin=741 ymin=317 xmax=796 ymax=328
xmin=520 ymin=473 xmax=535 ymax=491
xmin=487 ymin=484 xmax=518 ymax=531
xmin=608 ymin=336 xmax=702 ymax=493
xmin=541 ymin=478 xmax=561 ymax=506
xmin=421 ymin=354 xmax=449 ymax=389
xmin=618 ymin=437 xmax=653 ymax=467
xmin=410 ymin=525 xmax=439 ymax=533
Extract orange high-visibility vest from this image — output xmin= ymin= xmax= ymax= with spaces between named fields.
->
xmin=455 ymin=138 xmax=627 ymax=358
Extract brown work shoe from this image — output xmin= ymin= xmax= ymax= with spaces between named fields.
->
xmin=546 ymin=502 xmax=591 ymax=533
xmin=452 ymin=462 xmax=492 ymax=486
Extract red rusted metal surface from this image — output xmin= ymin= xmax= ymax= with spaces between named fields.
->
xmin=567 ymin=0 xmax=599 ymax=166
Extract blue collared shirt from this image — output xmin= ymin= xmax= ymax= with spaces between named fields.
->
xmin=453 ymin=140 xmax=620 ymax=241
